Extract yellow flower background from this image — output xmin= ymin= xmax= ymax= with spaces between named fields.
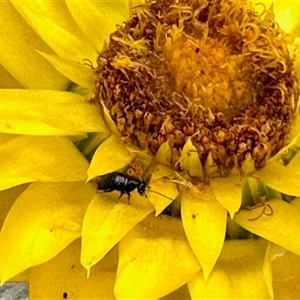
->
xmin=0 ymin=0 xmax=300 ymax=299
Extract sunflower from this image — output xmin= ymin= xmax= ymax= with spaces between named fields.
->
xmin=0 ymin=0 xmax=300 ymax=299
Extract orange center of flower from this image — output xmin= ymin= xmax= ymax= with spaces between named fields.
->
xmin=165 ymin=26 xmax=253 ymax=112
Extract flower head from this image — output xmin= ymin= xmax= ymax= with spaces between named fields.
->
xmin=0 ymin=0 xmax=300 ymax=299
xmin=95 ymin=0 xmax=299 ymax=175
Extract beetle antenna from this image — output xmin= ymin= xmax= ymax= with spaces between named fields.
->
xmin=146 ymin=188 xmax=174 ymax=201
xmin=163 ymin=172 xmax=193 ymax=188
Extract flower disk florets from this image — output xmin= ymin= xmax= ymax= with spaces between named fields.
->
xmin=94 ymin=0 xmax=298 ymax=174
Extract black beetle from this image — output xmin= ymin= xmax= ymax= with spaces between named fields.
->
xmin=96 ymin=172 xmax=147 ymax=202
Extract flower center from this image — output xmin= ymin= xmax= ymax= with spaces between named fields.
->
xmin=94 ymin=0 xmax=299 ymax=174
xmin=165 ymin=26 xmax=253 ymax=112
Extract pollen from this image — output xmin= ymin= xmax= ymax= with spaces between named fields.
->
xmin=93 ymin=0 xmax=299 ymax=175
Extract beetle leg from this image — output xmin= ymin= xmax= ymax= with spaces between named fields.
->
xmin=126 ymin=192 xmax=131 ymax=205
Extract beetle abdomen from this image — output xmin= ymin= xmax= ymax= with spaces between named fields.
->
xmin=97 ymin=172 xmax=120 ymax=190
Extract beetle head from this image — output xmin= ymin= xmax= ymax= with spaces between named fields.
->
xmin=138 ymin=181 xmax=147 ymax=198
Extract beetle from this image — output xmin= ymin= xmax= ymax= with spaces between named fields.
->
xmin=96 ymin=172 xmax=147 ymax=202
xmin=96 ymin=171 xmax=175 ymax=203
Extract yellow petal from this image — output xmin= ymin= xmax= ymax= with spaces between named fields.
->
xmin=181 ymin=185 xmax=227 ymax=281
xmin=234 ymin=199 xmax=300 ymax=256
xmin=95 ymin=1 xmax=129 ymax=12
xmin=88 ymin=135 xmax=135 ymax=180
xmin=30 ymin=239 xmax=117 ymax=300
xmin=269 ymin=243 xmax=300 ymax=299
xmin=161 ymin=284 xmax=191 ymax=300
xmin=129 ymin=0 xmax=144 ymax=9
xmin=285 ymin=150 xmax=300 ymax=170
xmin=115 ymin=214 xmax=201 ymax=299
xmin=11 ymin=1 xmax=97 ymax=62
xmin=249 ymin=0 xmax=300 ymax=36
xmin=294 ymin=37 xmax=300 ymax=82
xmin=241 ymin=152 xmax=256 ymax=173
xmin=0 ymin=133 xmax=17 ymax=145
xmin=0 ymin=136 xmax=89 ymax=191
xmin=188 ymin=239 xmax=270 ymax=299
xmin=0 ymin=184 xmax=28 ymax=229
xmin=154 ymin=141 xmax=172 ymax=166
xmin=11 ymin=0 xmax=91 ymax=42
xmin=252 ymin=161 xmax=300 ymax=196
xmin=101 ymin=102 xmax=122 ymax=137
xmin=291 ymin=197 xmax=300 ymax=209
xmin=0 ymin=64 xmax=23 ymax=89
xmin=267 ymin=130 xmax=300 ymax=164
xmin=0 ymin=2 xmax=69 ymax=90
xmin=271 ymin=1 xmax=300 ymax=37
xmin=280 ymin=146 xmax=300 ymax=166
xmin=0 ymin=90 xmax=106 ymax=136
xmin=37 ymin=52 xmax=95 ymax=91
xmin=210 ymin=176 xmax=243 ymax=218
xmin=263 ymin=242 xmax=274 ymax=299
xmin=178 ymin=138 xmax=203 ymax=178
xmin=66 ymin=0 xmax=129 ymax=52
xmin=78 ymin=132 xmax=110 ymax=158
xmin=147 ymin=164 xmax=179 ymax=216
xmin=10 ymin=269 xmax=31 ymax=283
xmin=0 ymin=182 xmax=95 ymax=282
xmin=147 ymin=176 xmax=177 ymax=216
xmin=81 ymin=192 xmax=154 ymax=270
